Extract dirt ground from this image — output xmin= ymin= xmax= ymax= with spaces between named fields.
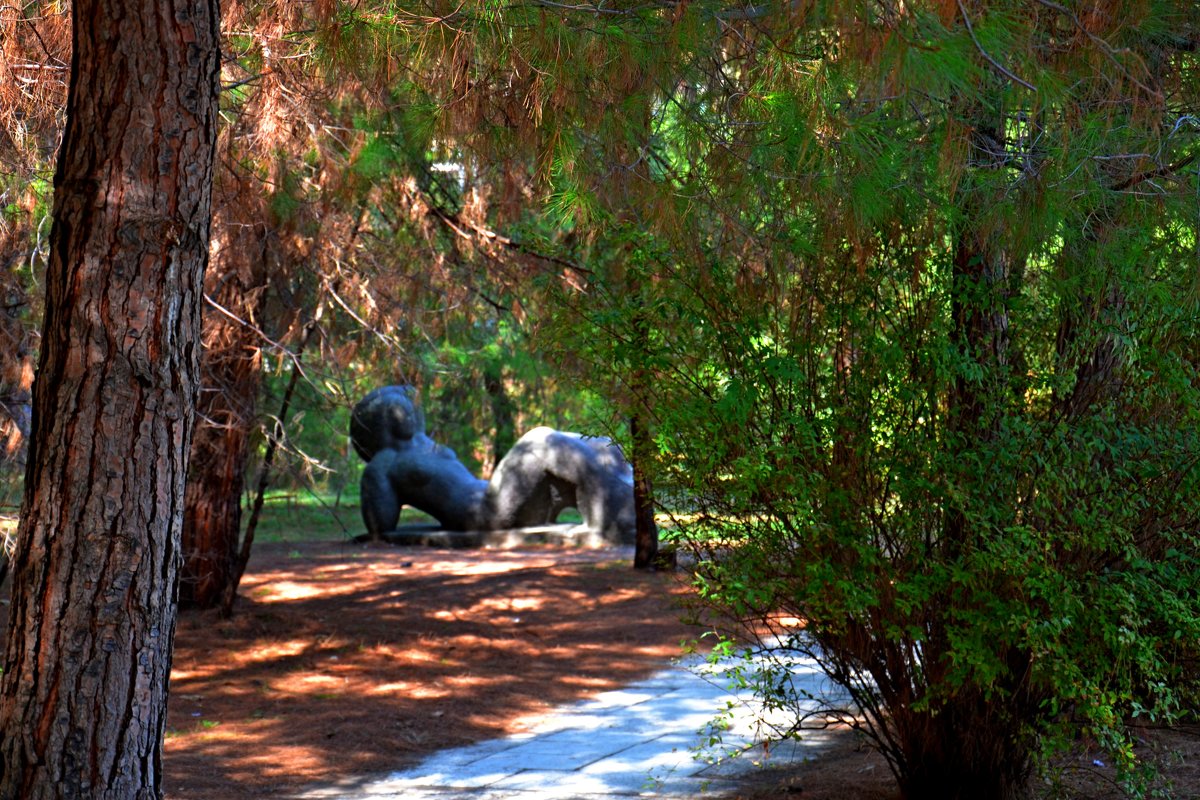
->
xmin=161 ymin=540 xmax=901 ymax=799
xmin=162 ymin=540 xmax=1200 ymax=800
xmin=3 ymin=536 xmax=1192 ymax=799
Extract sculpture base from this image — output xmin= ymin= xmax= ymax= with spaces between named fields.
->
xmin=354 ymin=523 xmax=618 ymax=549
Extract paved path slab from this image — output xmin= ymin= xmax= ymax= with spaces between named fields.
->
xmin=298 ymin=652 xmax=844 ymax=799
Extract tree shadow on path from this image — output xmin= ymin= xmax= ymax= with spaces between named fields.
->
xmin=162 ymin=540 xmax=703 ymax=799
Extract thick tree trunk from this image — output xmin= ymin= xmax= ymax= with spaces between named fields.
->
xmin=943 ymin=107 xmax=1019 ymax=554
xmin=1052 ymin=207 xmax=1128 ymax=421
xmin=948 ymin=117 xmax=1014 ymax=445
xmin=917 ymin=97 xmax=1033 ymax=800
xmin=0 ymin=0 xmax=219 ymax=796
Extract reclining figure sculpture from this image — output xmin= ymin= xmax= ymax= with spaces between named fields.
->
xmin=351 ymin=385 xmax=637 ymax=545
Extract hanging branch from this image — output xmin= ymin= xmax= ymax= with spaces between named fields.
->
xmin=956 ymin=0 xmax=1037 ymax=92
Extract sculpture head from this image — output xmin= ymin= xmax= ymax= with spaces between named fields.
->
xmin=349 ymin=385 xmax=427 ymax=461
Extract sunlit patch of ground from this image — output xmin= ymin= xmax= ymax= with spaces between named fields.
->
xmin=161 ymin=541 xmax=708 ymax=800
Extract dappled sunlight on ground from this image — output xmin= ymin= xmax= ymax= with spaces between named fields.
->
xmin=161 ymin=541 xmax=705 ymax=799
xmin=4 ymin=535 xmax=1178 ymax=800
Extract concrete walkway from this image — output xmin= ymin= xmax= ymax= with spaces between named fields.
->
xmin=299 ymin=652 xmax=842 ymax=799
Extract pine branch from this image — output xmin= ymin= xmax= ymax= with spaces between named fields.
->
xmin=423 ymin=198 xmax=595 ymax=278
xmin=1109 ymin=151 xmax=1199 ymax=192
xmin=1030 ymin=0 xmax=1160 ymax=100
xmin=221 ymin=73 xmax=265 ymax=92
xmin=956 ymin=0 xmax=1036 ymax=92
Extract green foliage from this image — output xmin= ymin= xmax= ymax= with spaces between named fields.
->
xmin=255 ymin=360 xmax=363 ymax=497
xmin=16 ymin=0 xmax=1197 ymax=791
xmin=401 ymin=1 xmax=1200 ymax=796
xmin=416 ymin=313 xmax=608 ymax=475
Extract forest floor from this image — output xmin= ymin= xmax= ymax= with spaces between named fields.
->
xmin=160 ymin=540 xmax=1200 ymax=800
xmin=161 ymin=539 xmax=900 ymax=800
xmin=0 ymin=529 xmax=1191 ymax=798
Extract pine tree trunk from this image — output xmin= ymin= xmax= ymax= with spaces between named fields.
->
xmin=180 ymin=361 xmax=256 ymax=608
xmin=180 ymin=225 xmax=267 ymax=610
xmin=0 ymin=0 xmax=219 ymax=795
xmin=913 ymin=95 xmax=1033 ymax=800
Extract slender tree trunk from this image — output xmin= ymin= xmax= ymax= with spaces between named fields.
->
xmin=179 ymin=214 xmax=268 ymax=610
xmin=628 ymin=273 xmax=658 ymax=569
xmin=0 ymin=0 xmax=219 ymax=796
xmin=630 ymin=411 xmax=658 ymax=569
xmin=483 ymin=362 xmax=515 ymax=473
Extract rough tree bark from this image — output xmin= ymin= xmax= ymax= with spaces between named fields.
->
xmin=0 ymin=0 xmax=220 ymax=796
xmin=179 ymin=182 xmax=270 ymax=610
xmin=179 ymin=295 xmax=263 ymax=609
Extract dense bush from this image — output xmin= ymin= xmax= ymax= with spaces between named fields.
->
xmin=523 ymin=4 xmax=1200 ymax=798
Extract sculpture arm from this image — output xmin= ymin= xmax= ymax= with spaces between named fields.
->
xmin=360 ymin=451 xmax=403 ymax=538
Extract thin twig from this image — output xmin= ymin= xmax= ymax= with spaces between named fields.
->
xmin=1030 ymin=0 xmax=1160 ymax=99
xmin=221 ymin=316 xmax=320 ymax=617
xmin=204 ymin=292 xmax=297 ymax=364
xmin=221 ymin=73 xmax=265 ymax=93
xmin=423 ymin=200 xmax=595 ymax=277
xmin=1109 ymin=151 xmax=1199 ymax=192
xmin=956 ymin=0 xmax=1036 ymax=92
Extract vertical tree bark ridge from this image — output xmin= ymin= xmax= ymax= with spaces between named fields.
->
xmin=0 ymin=0 xmax=220 ymax=796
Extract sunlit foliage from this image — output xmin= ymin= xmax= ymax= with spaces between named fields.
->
xmin=351 ymin=2 xmax=1200 ymax=797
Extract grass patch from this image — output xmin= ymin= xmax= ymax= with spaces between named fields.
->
xmin=247 ymin=488 xmax=437 ymax=543
xmin=554 ymin=508 xmax=584 ymax=524
xmin=250 ymin=487 xmax=593 ymax=542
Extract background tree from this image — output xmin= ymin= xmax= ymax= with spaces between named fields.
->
xmin=176 ymin=0 xmax=610 ymax=608
xmin=346 ymin=1 xmax=1200 ymax=797
xmin=179 ymin=162 xmax=275 ymax=610
xmin=0 ymin=0 xmax=220 ymax=796
xmin=3 ymin=0 xmax=660 ymax=617
xmin=321 ymin=2 xmax=690 ymax=562
xmin=586 ymin=3 xmax=1200 ymax=799
xmin=0 ymin=2 xmax=68 ymax=553
xmin=180 ymin=0 xmax=334 ymax=609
